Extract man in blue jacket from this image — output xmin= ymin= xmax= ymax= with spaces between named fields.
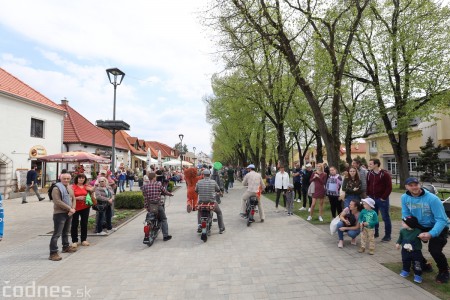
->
xmin=401 ymin=177 xmax=449 ymax=284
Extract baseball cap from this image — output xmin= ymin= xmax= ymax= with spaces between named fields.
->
xmin=305 ymin=163 xmax=312 ymax=168
xmin=247 ymin=164 xmax=255 ymax=169
xmin=203 ymin=169 xmax=211 ymax=175
xmin=405 ymin=177 xmax=419 ymax=185
xmin=362 ymin=197 xmax=375 ymax=208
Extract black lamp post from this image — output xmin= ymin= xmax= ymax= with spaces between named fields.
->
xmin=179 ymin=134 xmax=184 ymax=171
xmin=106 ymin=67 xmax=125 ymax=172
xmin=193 ymin=146 xmax=196 ymax=167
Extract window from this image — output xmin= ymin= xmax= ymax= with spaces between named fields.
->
xmin=30 ymin=118 xmax=44 ymax=138
xmin=386 ymin=157 xmax=417 ymax=175
xmin=371 ymin=141 xmax=377 ymax=148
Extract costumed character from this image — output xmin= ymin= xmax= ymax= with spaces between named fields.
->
xmin=185 ymin=168 xmax=202 ymax=213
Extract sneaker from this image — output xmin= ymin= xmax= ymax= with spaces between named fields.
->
xmin=22 ymin=200 xmax=28 ymax=204
xmin=436 ymin=271 xmax=449 ymax=284
xmin=96 ymin=232 xmax=107 ymax=236
xmin=197 ymin=225 xmax=202 ymax=233
xmin=399 ymin=270 xmax=410 ymax=278
xmin=62 ymin=246 xmax=77 ymax=253
xmin=358 ymin=247 xmax=365 ymax=253
xmin=39 ymin=197 xmax=45 ymax=201
xmin=187 ymin=204 xmax=192 ymax=213
xmin=219 ymin=228 xmax=225 ymax=234
xmin=414 ymin=275 xmax=423 ymax=284
xmin=351 ymin=239 xmax=357 ymax=245
xmin=108 ymin=228 xmax=117 ymax=233
xmin=307 ymin=216 xmax=312 ymax=221
xmin=318 ymin=216 xmax=323 ymax=222
xmin=374 ymin=232 xmax=379 ymax=238
xmin=240 ymin=213 xmax=246 ymax=218
xmin=71 ymin=243 xmax=78 ymax=248
xmin=163 ymin=235 xmax=172 ymax=241
xmin=299 ymin=207 xmax=306 ymax=211
xmin=297 ymin=199 xmax=301 ymax=203
xmin=260 ymin=219 xmax=264 ymax=223
xmin=48 ymin=253 xmax=62 ymax=261
xmin=369 ymin=249 xmax=374 ymax=255
xmin=143 ymin=237 xmax=149 ymax=244
xmin=81 ymin=241 xmax=90 ymax=246
xmin=422 ymin=262 xmax=433 ymax=273
xmin=338 ymin=240 xmax=343 ymax=248
xmin=308 ymin=208 xmax=311 ymax=213
xmin=381 ymin=236 xmax=391 ymax=242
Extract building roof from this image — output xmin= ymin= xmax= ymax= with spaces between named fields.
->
xmin=59 ymin=100 xmax=128 ymax=150
xmin=101 ymin=129 xmax=147 ymax=156
xmin=147 ymin=141 xmax=177 ymax=159
xmin=0 ymin=68 xmax=65 ymax=112
xmin=340 ymin=143 xmax=367 ymax=154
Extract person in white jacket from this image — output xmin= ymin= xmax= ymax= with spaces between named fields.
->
xmin=274 ymin=166 xmax=290 ymax=212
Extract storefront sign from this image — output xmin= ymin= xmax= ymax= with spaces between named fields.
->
xmin=29 ymin=145 xmax=47 ymax=158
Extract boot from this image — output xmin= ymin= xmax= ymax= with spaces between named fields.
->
xmin=48 ymin=253 xmax=62 ymax=261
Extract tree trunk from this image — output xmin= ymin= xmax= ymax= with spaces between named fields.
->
xmin=392 ymin=132 xmax=410 ymax=188
xmin=275 ymin=123 xmax=289 ymax=169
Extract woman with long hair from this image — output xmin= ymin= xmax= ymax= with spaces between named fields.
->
xmin=308 ymin=163 xmax=328 ymax=222
xmin=336 ymin=199 xmax=364 ymax=248
xmin=342 ymin=167 xmax=362 ymax=208
xmin=71 ymin=174 xmax=94 ymax=247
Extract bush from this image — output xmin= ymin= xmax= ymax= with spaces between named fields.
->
xmin=167 ymin=181 xmax=175 ymax=192
xmin=115 ymin=191 xmax=144 ymax=209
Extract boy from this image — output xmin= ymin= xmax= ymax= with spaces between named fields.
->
xmin=358 ymin=197 xmax=379 ymax=255
xmin=285 ymin=184 xmax=294 ymax=216
xmin=396 ymin=216 xmax=424 ymax=284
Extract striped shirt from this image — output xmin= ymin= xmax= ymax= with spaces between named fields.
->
xmin=195 ymin=177 xmax=220 ymax=203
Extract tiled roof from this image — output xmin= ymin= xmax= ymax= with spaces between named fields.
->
xmin=144 ymin=141 xmax=158 ymax=157
xmin=102 ymin=130 xmax=147 ymax=155
xmin=340 ymin=143 xmax=367 ymax=154
xmin=147 ymin=141 xmax=177 ymax=159
xmin=60 ymin=100 xmax=128 ymax=150
xmin=0 ymin=68 xmax=65 ymax=112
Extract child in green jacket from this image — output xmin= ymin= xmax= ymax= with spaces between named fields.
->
xmin=358 ymin=198 xmax=379 ymax=255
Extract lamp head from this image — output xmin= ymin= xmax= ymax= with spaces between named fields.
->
xmin=106 ymin=68 xmax=125 ymax=85
xmin=179 ymin=134 xmax=184 ymax=142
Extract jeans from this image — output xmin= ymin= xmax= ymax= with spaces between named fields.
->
xmin=22 ymin=183 xmax=43 ymax=201
xmin=156 ymin=206 xmax=169 ymax=237
xmin=373 ymin=197 xmax=392 ymax=238
xmin=49 ymin=213 xmax=72 ymax=254
xmin=96 ymin=205 xmax=112 ymax=233
xmin=228 ymin=181 xmax=234 ymax=189
xmin=293 ymin=182 xmax=302 ymax=199
xmin=128 ymin=180 xmax=134 ymax=191
xmin=197 ymin=202 xmax=225 ymax=230
xmin=336 ymin=221 xmax=360 ymax=240
xmin=344 ymin=194 xmax=360 ymax=209
xmin=275 ymin=189 xmax=286 ymax=208
xmin=118 ymin=180 xmax=126 ymax=192
xmin=241 ymin=191 xmax=265 ymax=220
xmin=301 ymin=187 xmax=312 ymax=208
xmin=402 ymin=249 xmax=423 ymax=276
xmin=71 ymin=207 xmax=90 ymax=243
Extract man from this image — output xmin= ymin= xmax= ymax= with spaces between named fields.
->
xmin=352 ymin=158 xmax=367 ymax=198
xmin=49 ymin=173 xmax=77 ymax=261
xmin=141 ymin=172 xmax=173 ymax=243
xmin=402 ymin=177 xmax=449 ymax=284
xmin=366 ymin=158 xmax=392 ymax=241
xmin=195 ymin=169 xmax=225 ymax=234
xmin=227 ymin=165 xmax=235 ymax=189
xmin=299 ymin=164 xmax=313 ymax=211
xmin=292 ymin=163 xmax=302 ymax=203
xmin=22 ymin=165 xmax=45 ymax=203
xmin=241 ymin=164 xmax=266 ymax=222
xmin=274 ymin=165 xmax=290 ymax=212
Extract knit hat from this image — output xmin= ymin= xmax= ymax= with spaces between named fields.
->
xmin=402 ymin=215 xmax=427 ymax=231
xmin=362 ymin=197 xmax=375 ymax=208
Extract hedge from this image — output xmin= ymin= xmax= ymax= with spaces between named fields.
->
xmin=114 ymin=191 xmax=144 ymax=209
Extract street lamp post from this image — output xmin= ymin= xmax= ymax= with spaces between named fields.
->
xmin=179 ymin=134 xmax=184 ymax=171
xmin=193 ymin=146 xmax=196 ymax=167
xmin=106 ymin=67 xmax=125 ymax=172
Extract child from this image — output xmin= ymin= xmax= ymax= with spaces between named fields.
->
xmin=358 ymin=197 xmax=379 ymax=255
xmin=396 ymin=216 xmax=424 ymax=284
xmin=285 ymin=184 xmax=294 ymax=216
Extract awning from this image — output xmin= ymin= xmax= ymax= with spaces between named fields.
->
xmin=134 ymin=156 xmax=158 ymax=163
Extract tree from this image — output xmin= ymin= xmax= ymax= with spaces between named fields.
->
xmin=173 ymin=142 xmax=188 ymax=155
xmin=416 ymin=137 xmax=445 ymax=182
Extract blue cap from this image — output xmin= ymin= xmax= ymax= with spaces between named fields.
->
xmin=405 ymin=177 xmax=419 ymax=185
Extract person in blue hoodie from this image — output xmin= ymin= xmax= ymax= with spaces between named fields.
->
xmin=401 ymin=177 xmax=449 ymax=284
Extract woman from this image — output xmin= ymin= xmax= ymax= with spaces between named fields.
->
xmin=94 ymin=178 xmax=115 ymax=235
xmin=118 ymin=167 xmax=127 ymax=192
xmin=342 ymin=167 xmax=362 ymax=208
xmin=71 ymin=174 xmax=94 ymax=246
xmin=326 ymin=166 xmax=343 ymax=218
xmin=337 ymin=199 xmax=363 ymax=248
xmin=308 ymin=163 xmax=328 ymax=221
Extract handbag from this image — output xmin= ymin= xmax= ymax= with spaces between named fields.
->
xmin=339 ymin=189 xmax=346 ymax=201
xmin=85 ymin=193 xmax=93 ymax=206
xmin=330 ymin=216 xmax=340 ymax=235
xmin=92 ymin=202 xmax=107 ymax=212
xmin=307 ymin=182 xmax=315 ymax=197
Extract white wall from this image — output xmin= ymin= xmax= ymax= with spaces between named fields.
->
xmin=0 ymin=95 xmax=65 ymax=178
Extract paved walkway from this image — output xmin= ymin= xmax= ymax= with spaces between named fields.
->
xmin=0 ymin=182 xmax=442 ymax=299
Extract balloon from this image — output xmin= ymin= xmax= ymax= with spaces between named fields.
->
xmin=213 ymin=161 xmax=223 ymax=170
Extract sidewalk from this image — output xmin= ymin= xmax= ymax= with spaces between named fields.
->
xmin=0 ymin=182 xmax=440 ymax=299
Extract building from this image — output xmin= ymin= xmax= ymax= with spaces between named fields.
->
xmin=0 ymin=68 xmax=66 ymax=199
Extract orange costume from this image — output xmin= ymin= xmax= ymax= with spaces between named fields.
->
xmin=185 ymin=168 xmax=202 ymax=213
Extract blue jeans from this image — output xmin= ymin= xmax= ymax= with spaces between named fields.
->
xmin=96 ymin=205 xmax=112 ymax=233
xmin=337 ymin=221 xmax=360 ymax=241
xmin=344 ymin=194 xmax=360 ymax=208
xmin=373 ymin=197 xmax=392 ymax=238
xmin=118 ymin=180 xmax=126 ymax=192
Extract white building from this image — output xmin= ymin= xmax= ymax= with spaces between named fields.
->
xmin=0 ymin=68 xmax=66 ymax=199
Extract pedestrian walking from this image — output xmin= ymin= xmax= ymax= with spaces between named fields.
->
xmin=22 ymin=165 xmax=45 ymax=203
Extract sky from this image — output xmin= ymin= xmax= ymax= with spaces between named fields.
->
xmin=0 ymin=0 xmax=220 ymax=156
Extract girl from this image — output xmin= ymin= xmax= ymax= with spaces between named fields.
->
xmin=326 ymin=166 xmax=342 ymax=218
xmin=342 ymin=167 xmax=362 ymax=208
xmin=308 ymin=163 xmax=328 ymax=222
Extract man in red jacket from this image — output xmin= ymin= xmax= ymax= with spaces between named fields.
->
xmin=367 ymin=158 xmax=392 ymax=242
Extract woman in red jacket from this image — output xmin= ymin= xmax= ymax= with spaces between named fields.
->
xmin=308 ymin=163 xmax=328 ymax=222
xmin=71 ymin=174 xmax=94 ymax=247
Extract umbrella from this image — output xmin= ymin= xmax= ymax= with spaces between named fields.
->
xmin=162 ymin=159 xmax=193 ymax=167
xmin=38 ymin=151 xmax=111 ymax=164
xmin=213 ymin=161 xmax=223 ymax=170
xmin=146 ymin=148 xmax=151 ymax=168
xmin=158 ymin=150 xmax=162 ymax=169
xmin=127 ymin=150 xmax=131 ymax=169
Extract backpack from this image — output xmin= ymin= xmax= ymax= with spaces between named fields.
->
xmin=48 ymin=183 xmax=57 ymax=200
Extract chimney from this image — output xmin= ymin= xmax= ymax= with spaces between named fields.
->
xmin=61 ymin=97 xmax=69 ymax=105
